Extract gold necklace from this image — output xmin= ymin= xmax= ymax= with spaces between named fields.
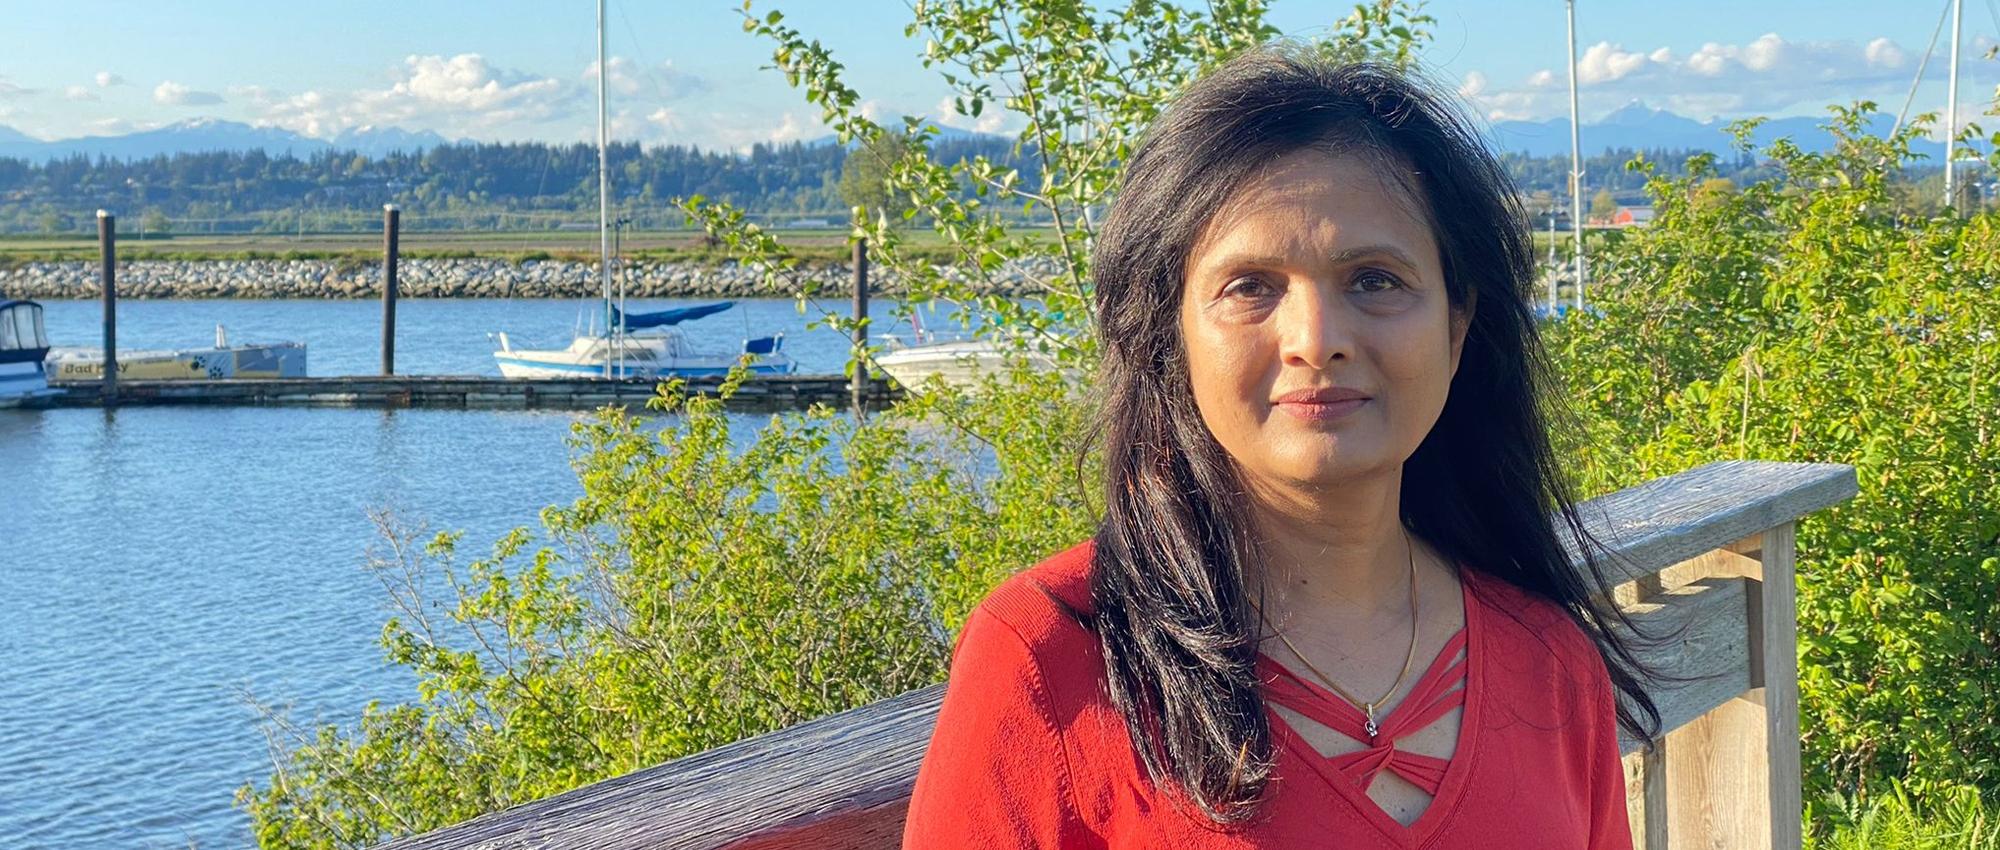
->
xmin=1257 ymin=525 xmax=1420 ymax=742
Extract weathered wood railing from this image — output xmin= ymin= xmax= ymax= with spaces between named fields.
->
xmin=377 ymin=459 xmax=1858 ymax=850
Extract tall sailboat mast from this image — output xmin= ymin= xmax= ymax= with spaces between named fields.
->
xmin=1945 ymin=0 xmax=1962 ymax=211
xmin=597 ymin=0 xmax=614 ymax=377
xmin=1565 ymin=0 xmax=1586 ymax=309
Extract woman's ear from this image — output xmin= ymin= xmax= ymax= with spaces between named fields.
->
xmin=1447 ymin=289 xmax=1475 ymax=380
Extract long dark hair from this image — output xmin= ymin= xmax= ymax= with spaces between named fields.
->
xmin=1071 ymin=44 xmax=1667 ymax=824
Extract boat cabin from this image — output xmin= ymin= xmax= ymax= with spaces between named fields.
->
xmin=0 ymin=299 xmax=54 ymax=403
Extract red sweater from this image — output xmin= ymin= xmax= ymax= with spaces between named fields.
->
xmin=903 ymin=538 xmax=1632 ymax=849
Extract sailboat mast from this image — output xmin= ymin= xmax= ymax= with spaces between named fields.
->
xmin=1945 ymin=0 xmax=1961 ymax=211
xmin=1565 ymin=0 xmax=1586 ymax=309
xmin=597 ymin=0 xmax=613 ymax=377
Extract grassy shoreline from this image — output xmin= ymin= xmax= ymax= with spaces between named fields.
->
xmin=0 ymin=226 xmax=1619 ymax=266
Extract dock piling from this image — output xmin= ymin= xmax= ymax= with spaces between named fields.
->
xmin=382 ymin=204 xmax=400 ymax=376
xmin=850 ymin=238 xmax=868 ymax=418
xmin=97 ymin=210 xmax=116 ymax=404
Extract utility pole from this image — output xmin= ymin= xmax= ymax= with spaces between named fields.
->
xmin=1566 ymin=0 xmax=1587 ymax=309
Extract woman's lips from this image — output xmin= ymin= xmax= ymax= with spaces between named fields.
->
xmin=1275 ymin=397 xmax=1369 ymax=422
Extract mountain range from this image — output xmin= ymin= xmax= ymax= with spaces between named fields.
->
xmin=0 ymin=103 xmax=1949 ymax=163
xmin=1488 ymin=100 xmax=1945 ymax=159
xmin=0 ymin=118 xmax=451 ymax=161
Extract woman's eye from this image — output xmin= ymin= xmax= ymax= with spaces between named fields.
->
xmin=1224 ymin=276 xmax=1273 ymax=298
xmin=1353 ymin=269 xmax=1405 ymax=293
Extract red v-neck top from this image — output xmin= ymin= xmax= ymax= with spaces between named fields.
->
xmin=903 ymin=538 xmax=1633 ymax=849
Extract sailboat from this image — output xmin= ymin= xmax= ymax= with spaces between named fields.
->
xmin=491 ymin=0 xmax=796 ymax=381
xmin=494 ymin=300 xmax=794 ymax=378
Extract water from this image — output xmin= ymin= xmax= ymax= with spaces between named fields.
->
xmin=0 ymin=297 xmax=968 ymax=848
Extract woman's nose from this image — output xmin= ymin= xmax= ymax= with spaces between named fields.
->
xmin=1277 ymin=282 xmax=1355 ymax=368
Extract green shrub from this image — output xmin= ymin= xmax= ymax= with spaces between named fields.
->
xmin=1808 ymin=780 xmax=2000 ymax=849
xmin=1549 ymin=109 xmax=2000 ymax=802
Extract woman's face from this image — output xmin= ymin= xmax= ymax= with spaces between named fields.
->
xmin=1179 ymin=148 xmax=1468 ymax=497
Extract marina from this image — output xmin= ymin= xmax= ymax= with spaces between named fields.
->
xmin=38 ymin=373 xmax=896 ymax=412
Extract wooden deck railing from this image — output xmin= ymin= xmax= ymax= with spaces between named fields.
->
xmin=376 ymin=458 xmax=1858 ymax=850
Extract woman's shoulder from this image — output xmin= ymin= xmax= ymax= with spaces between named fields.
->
xmin=952 ymin=537 xmax=1103 ymax=682
xmin=1462 ymin=566 xmax=1612 ymax=695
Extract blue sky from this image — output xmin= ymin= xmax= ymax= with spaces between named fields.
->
xmin=2 ymin=0 xmax=1996 ymax=148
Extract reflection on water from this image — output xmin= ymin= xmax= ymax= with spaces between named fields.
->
xmin=0 ymin=404 xmax=780 ymax=848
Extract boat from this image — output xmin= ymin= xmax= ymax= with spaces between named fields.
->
xmin=871 ymin=309 xmax=1062 ymax=391
xmin=0 ymin=300 xmax=56 ymax=407
xmin=490 ymin=0 xmax=795 ymax=381
xmin=493 ymin=301 xmax=796 ymax=378
xmin=45 ymin=324 xmax=307 ymax=380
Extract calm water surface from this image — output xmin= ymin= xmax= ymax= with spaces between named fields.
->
xmin=2 ymin=297 xmax=965 ymax=848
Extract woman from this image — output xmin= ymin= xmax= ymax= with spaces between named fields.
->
xmin=902 ymin=44 xmax=1663 ymax=849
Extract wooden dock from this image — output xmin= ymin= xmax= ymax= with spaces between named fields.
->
xmin=35 ymin=374 xmax=902 ymax=413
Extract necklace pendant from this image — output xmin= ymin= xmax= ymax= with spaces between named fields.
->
xmin=1364 ymin=709 xmax=1379 ymax=740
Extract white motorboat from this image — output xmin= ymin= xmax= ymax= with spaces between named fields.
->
xmin=45 ymin=324 xmax=306 ymax=380
xmin=871 ymin=311 xmax=1063 ymax=391
xmin=0 ymin=300 xmax=55 ymax=407
xmin=493 ymin=301 xmax=796 ymax=379
xmin=873 ymin=333 xmax=1056 ymax=390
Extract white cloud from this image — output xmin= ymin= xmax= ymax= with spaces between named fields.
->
xmin=1458 ymin=71 xmax=1488 ymax=99
xmin=0 ymin=77 xmax=35 ymax=99
xmin=1686 ymin=43 xmax=1732 ymax=76
xmin=638 ymin=108 xmax=832 ymax=152
xmin=251 ymin=54 xmax=574 ymax=138
xmin=1577 ymin=42 xmax=1651 ymax=84
xmin=87 ymin=117 xmax=156 ymax=135
xmin=585 ymin=57 xmax=645 ymax=96
xmin=95 ymin=71 xmax=123 ymax=88
xmin=65 ymin=85 xmax=98 ymax=102
xmin=1464 ymin=31 xmax=1950 ymax=123
xmin=1863 ymin=37 xmax=1906 ymax=69
xmin=930 ymin=95 xmax=1015 ymax=134
xmin=585 ymin=56 xmax=709 ymax=101
xmin=154 ymin=80 xmax=223 ymax=106
xmin=1741 ymin=33 xmax=1786 ymax=72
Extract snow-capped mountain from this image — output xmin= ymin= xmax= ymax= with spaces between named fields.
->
xmin=0 ymin=118 xmax=452 ymax=161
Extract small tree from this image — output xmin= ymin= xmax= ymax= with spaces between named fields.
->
xmin=1590 ymin=187 xmax=1619 ymax=222
xmin=836 ymin=132 xmax=920 ymax=222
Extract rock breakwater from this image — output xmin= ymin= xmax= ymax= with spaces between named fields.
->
xmin=0 ymin=257 xmax=1057 ymax=300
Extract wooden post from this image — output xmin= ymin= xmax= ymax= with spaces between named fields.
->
xmin=1625 ymin=527 xmax=1801 ymax=850
xmin=1753 ymin=522 xmax=1802 ymax=850
xmin=97 ymin=210 xmax=116 ymax=403
xmin=850 ymin=238 xmax=869 ymax=418
xmin=382 ymin=204 xmax=400 ymax=376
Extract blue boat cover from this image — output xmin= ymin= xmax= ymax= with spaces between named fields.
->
xmin=612 ymin=300 xmax=735 ymax=330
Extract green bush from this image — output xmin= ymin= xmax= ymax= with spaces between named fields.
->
xmin=236 ymin=364 xmax=1097 ymax=847
xmin=1548 ymin=110 xmax=2000 ymax=802
xmin=1807 ymin=780 xmax=1999 ymax=849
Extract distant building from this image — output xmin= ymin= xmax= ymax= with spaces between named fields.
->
xmin=1612 ymin=205 xmax=1655 ymax=227
xmin=785 ymin=218 xmax=833 ymax=228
